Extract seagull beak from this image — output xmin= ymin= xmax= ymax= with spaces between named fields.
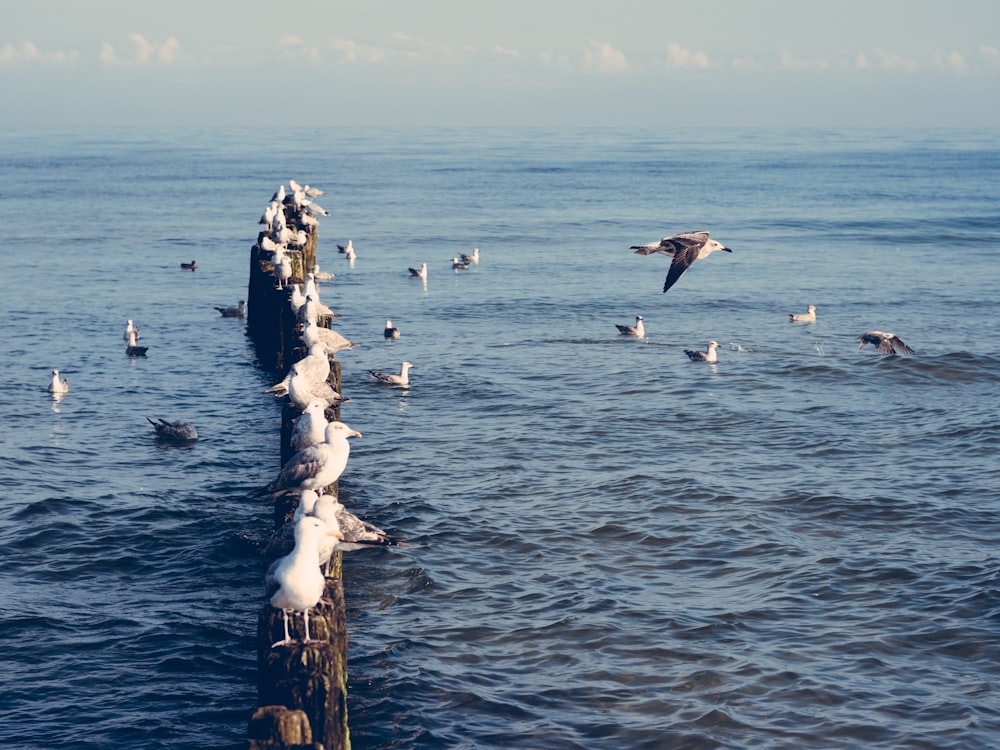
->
xmin=722 ymin=246 xmax=733 ymax=253
xmin=327 ymin=528 xmax=344 ymax=540
xmin=352 ymin=431 xmax=363 ymax=439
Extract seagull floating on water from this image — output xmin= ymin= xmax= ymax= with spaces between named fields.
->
xmin=265 ymin=516 xmax=342 ymax=648
xmin=180 ymin=260 xmax=197 ymax=270
xmin=312 ymin=264 xmax=335 ymax=283
xmin=48 ymin=369 xmax=69 ymax=394
xmin=451 ymin=257 xmax=470 ymax=270
xmin=408 ymin=263 xmax=427 ymax=281
xmin=370 ymin=361 xmax=413 ymax=386
xmin=146 ymin=417 xmax=198 ymax=441
xmin=789 ymin=305 xmax=817 ymax=323
xmin=337 ymin=240 xmax=354 ymax=255
xmin=616 ymin=315 xmax=644 ymax=337
xmin=857 ymin=331 xmax=915 ymax=355
xmin=460 ymin=247 xmax=480 ymax=265
xmin=383 ymin=320 xmax=400 ymax=339
xmin=631 ymin=231 xmax=732 ymax=293
xmin=684 ymin=340 xmax=720 ymax=363
xmin=263 ymin=421 xmax=362 ymax=498
xmin=126 ymin=329 xmax=148 ymax=357
xmin=215 ymin=300 xmax=247 ymax=318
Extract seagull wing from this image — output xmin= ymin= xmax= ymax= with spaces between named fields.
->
xmin=662 ymin=241 xmax=704 ymax=293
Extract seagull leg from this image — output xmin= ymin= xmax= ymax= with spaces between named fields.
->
xmin=270 ymin=609 xmax=293 ymax=648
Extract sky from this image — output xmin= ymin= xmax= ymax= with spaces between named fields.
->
xmin=2 ymin=0 xmax=1000 ymax=128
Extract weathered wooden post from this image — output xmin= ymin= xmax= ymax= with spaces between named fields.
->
xmin=246 ymin=187 xmax=351 ymax=750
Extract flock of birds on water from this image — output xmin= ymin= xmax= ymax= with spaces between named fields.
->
xmin=43 ymin=185 xmax=915 ymax=651
xmin=617 ymin=230 xmax=915 ymax=360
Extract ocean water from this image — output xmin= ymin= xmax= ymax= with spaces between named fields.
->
xmin=0 ymin=126 xmax=998 ymax=749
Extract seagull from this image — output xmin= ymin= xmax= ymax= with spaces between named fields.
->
xmin=296 ymin=294 xmax=339 ymax=325
xmin=214 ymin=300 xmax=247 ymax=318
xmin=684 ymin=340 xmax=720 ymax=363
xmin=857 ymin=331 xmax=915 ymax=355
xmin=146 ymin=417 xmax=198 ymax=441
xmin=616 ymin=315 xmax=644 ymax=337
xmin=266 ymin=343 xmax=331 ymax=398
xmin=408 ymin=263 xmax=428 ymax=281
xmin=301 ymin=319 xmax=358 ymax=355
xmin=383 ymin=320 xmax=400 ymax=339
xmin=265 ymin=516 xmax=342 ymax=648
xmin=451 ymin=257 xmax=470 ymax=270
xmin=369 ymin=361 xmax=413 ymax=386
xmin=631 ymin=231 xmax=732 ymax=293
xmin=789 ymin=305 xmax=817 ymax=323
xmin=126 ymin=329 xmax=148 ymax=357
xmin=336 ymin=240 xmax=354 ymax=255
xmin=180 ymin=260 xmax=197 ymax=270
xmin=460 ymin=247 xmax=480 ymax=264
xmin=263 ymin=421 xmax=362 ymax=498
xmin=311 ymin=493 xmax=407 ymax=551
xmin=48 ymin=369 xmax=69 ymax=394
xmin=123 ymin=319 xmax=140 ymax=343
xmin=290 ymin=399 xmax=329 ymax=453
xmin=312 ymin=264 xmax=335 ymax=283
xmin=273 ymin=249 xmax=292 ymax=290
xmin=304 ymin=184 xmax=326 ymax=198
xmin=287 ymin=362 xmax=349 ymax=410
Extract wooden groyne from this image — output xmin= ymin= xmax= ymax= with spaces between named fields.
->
xmin=245 ymin=185 xmax=350 ymax=750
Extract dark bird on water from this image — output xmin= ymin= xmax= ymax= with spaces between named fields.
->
xmin=146 ymin=417 xmax=198 ymax=441
xmin=631 ymin=231 xmax=732 ymax=293
xmin=214 ymin=300 xmax=247 ymax=317
xmin=126 ymin=329 xmax=148 ymax=357
xmin=857 ymin=331 xmax=914 ymax=355
xmin=181 ymin=260 xmax=197 ymax=270
xmin=684 ymin=340 xmax=720 ymax=363
xmin=384 ymin=320 xmax=400 ymax=339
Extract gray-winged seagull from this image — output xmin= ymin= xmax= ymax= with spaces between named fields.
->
xmin=631 ymin=230 xmax=732 ymax=293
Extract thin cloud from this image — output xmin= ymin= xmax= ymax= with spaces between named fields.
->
xmin=779 ymin=50 xmax=829 ymax=71
xmin=100 ymin=33 xmax=181 ymax=66
xmin=982 ymin=45 xmax=1000 ymax=68
xmin=584 ymin=41 xmax=628 ymax=74
xmin=665 ymin=42 xmax=710 ymax=69
xmin=873 ymin=48 xmax=920 ymax=73
xmin=329 ymin=38 xmax=389 ymax=64
xmin=1 ymin=40 xmax=78 ymax=64
xmin=933 ymin=50 xmax=967 ymax=74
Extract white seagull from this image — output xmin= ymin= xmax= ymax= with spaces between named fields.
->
xmin=631 ymin=230 xmax=733 ymax=293
xmin=311 ymin=493 xmax=406 ymax=551
xmin=408 ymin=263 xmax=428 ymax=281
xmin=857 ymin=331 xmax=915 ymax=355
xmin=126 ymin=329 xmax=148 ymax=357
xmin=789 ymin=305 xmax=817 ymax=323
xmin=301 ymin=319 xmax=357 ymax=356
xmin=369 ymin=361 xmax=413 ymax=386
xmin=312 ymin=264 xmax=335 ymax=283
xmin=616 ymin=315 xmax=644 ymax=337
xmin=337 ymin=240 xmax=354 ymax=255
xmin=265 ymin=516 xmax=342 ymax=648
xmin=684 ymin=340 xmax=720 ymax=363
xmin=146 ymin=417 xmax=198 ymax=441
xmin=266 ymin=343 xmax=330 ymax=398
xmin=287 ymin=362 xmax=349 ymax=410
xmin=384 ymin=320 xmax=400 ymax=339
xmin=123 ymin=319 xmax=140 ymax=343
xmin=263 ymin=421 xmax=362 ymax=498
xmin=48 ymin=369 xmax=69 ymax=394
xmin=460 ymin=247 xmax=480 ymax=264
xmin=290 ymin=399 xmax=330 ymax=453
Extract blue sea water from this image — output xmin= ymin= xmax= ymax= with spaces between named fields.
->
xmin=0 ymin=126 xmax=998 ymax=749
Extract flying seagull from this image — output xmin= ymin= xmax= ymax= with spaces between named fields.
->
xmin=631 ymin=231 xmax=732 ymax=293
xmin=857 ymin=331 xmax=914 ymax=355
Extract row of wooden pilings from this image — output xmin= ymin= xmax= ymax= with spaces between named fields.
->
xmin=244 ymin=214 xmax=351 ymax=750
